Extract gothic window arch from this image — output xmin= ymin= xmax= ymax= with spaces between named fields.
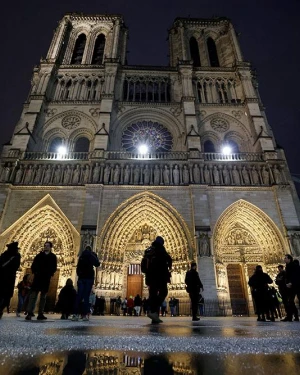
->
xmin=203 ymin=140 xmax=216 ymax=153
xmin=207 ymin=37 xmax=219 ymax=67
xmin=74 ymin=137 xmax=90 ymax=152
xmin=71 ymin=34 xmax=87 ymax=65
xmin=189 ymin=37 xmax=201 ymax=67
xmin=226 ymin=139 xmax=240 ymax=153
xmin=92 ymin=34 xmax=106 ymax=64
xmin=49 ymin=137 xmax=63 ymax=152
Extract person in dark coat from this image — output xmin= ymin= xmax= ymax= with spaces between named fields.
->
xmin=25 ymin=241 xmax=57 ymax=321
xmin=72 ymin=245 xmax=100 ymax=321
xmin=0 ymin=241 xmax=21 ymax=318
xmin=248 ymin=265 xmax=273 ymax=321
xmin=143 ymin=236 xmax=172 ymax=324
xmin=275 ymin=264 xmax=288 ymax=315
xmin=55 ymin=278 xmax=77 ymax=319
xmin=282 ymin=254 xmax=299 ymax=321
xmin=185 ymin=262 xmax=203 ymax=321
xmin=293 ymin=259 xmax=300 ymax=310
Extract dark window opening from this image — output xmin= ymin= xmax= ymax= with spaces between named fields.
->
xmin=207 ymin=37 xmax=219 ymax=67
xmin=204 ymin=140 xmax=216 ymax=153
xmin=92 ymin=34 xmax=105 ymax=65
xmin=190 ymin=37 xmax=201 ymax=67
xmin=227 ymin=140 xmax=240 ymax=153
xmin=74 ymin=137 xmax=90 ymax=152
xmin=49 ymin=137 xmax=63 ymax=152
xmin=71 ymin=34 xmax=86 ymax=65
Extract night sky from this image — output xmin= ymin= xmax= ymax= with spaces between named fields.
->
xmin=1 ymin=0 xmax=299 ymax=193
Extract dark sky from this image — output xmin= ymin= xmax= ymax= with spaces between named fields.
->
xmin=1 ymin=0 xmax=299 ymax=192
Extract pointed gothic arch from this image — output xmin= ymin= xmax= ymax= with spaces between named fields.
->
xmin=213 ymin=199 xmax=287 ymax=265
xmin=0 ymin=194 xmax=80 ymax=282
xmin=98 ymin=191 xmax=194 ymax=264
xmin=189 ymin=37 xmax=201 ymax=67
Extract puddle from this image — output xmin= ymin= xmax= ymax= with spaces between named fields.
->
xmin=1 ymin=350 xmax=300 ymax=375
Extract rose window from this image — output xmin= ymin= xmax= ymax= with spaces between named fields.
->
xmin=121 ymin=121 xmax=173 ymax=152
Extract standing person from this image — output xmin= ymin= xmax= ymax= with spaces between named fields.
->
xmin=88 ymin=288 xmax=96 ymax=317
xmin=169 ymin=297 xmax=175 ymax=317
xmin=115 ymin=296 xmax=122 ymax=316
xmin=134 ymin=294 xmax=142 ymax=316
xmin=160 ymin=300 xmax=167 ymax=317
xmin=293 ymin=259 xmax=300 ymax=309
xmin=0 ymin=242 xmax=21 ymax=319
xmin=185 ymin=262 xmax=203 ymax=321
xmin=121 ymin=297 xmax=127 ymax=316
xmin=72 ymin=245 xmax=100 ymax=321
xmin=127 ymin=296 xmax=134 ymax=316
xmin=275 ymin=265 xmax=288 ymax=316
xmin=55 ymin=278 xmax=77 ymax=319
xmin=26 ymin=241 xmax=57 ymax=321
xmin=16 ymin=274 xmax=32 ymax=317
xmin=248 ymin=265 xmax=273 ymax=321
xmin=141 ymin=236 xmax=172 ymax=324
xmin=282 ymin=254 xmax=299 ymax=321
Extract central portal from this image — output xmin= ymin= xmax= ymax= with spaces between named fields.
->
xmin=227 ymin=264 xmax=248 ymax=316
xmin=127 ymin=264 xmax=143 ymax=298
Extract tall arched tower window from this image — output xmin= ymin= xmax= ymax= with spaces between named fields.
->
xmin=74 ymin=137 xmax=90 ymax=152
xmin=189 ymin=37 xmax=201 ymax=67
xmin=49 ymin=137 xmax=63 ymax=152
xmin=71 ymin=34 xmax=87 ymax=65
xmin=203 ymin=140 xmax=216 ymax=153
xmin=207 ymin=37 xmax=219 ymax=67
xmin=92 ymin=34 xmax=106 ymax=65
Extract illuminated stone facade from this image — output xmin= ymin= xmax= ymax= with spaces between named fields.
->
xmin=0 ymin=13 xmax=299 ymax=313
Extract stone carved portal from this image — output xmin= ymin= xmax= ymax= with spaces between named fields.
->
xmin=0 ymin=194 xmax=80 ymax=296
xmin=213 ymin=199 xmax=287 ymax=312
xmin=96 ymin=192 xmax=194 ymax=297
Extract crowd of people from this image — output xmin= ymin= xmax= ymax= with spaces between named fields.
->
xmin=0 ymin=236 xmax=299 ymax=324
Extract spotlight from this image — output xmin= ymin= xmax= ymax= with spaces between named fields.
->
xmin=222 ymin=145 xmax=232 ymax=155
xmin=57 ymin=145 xmax=67 ymax=155
xmin=138 ymin=144 xmax=148 ymax=154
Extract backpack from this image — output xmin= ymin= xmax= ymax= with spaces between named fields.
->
xmin=76 ymin=253 xmax=91 ymax=277
xmin=141 ymin=246 xmax=155 ymax=274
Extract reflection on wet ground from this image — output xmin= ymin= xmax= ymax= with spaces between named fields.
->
xmin=1 ymin=350 xmax=300 ymax=375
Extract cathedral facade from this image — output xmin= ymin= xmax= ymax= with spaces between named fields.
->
xmin=0 ymin=13 xmax=299 ymax=314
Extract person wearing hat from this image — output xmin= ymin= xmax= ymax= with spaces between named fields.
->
xmin=143 ymin=236 xmax=172 ymax=324
xmin=185 ymin=262 xmax=203 ymax=321
xmin=0 ymin=241 xmax=21 ymax=319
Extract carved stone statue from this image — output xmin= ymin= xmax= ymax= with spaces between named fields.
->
xmin=153 ymin=165 xmax=160 ymax=185
xmin=1 ymin=163 xmax=12 ymax=182
xmin=232 ymin=165 xmax=240 ymax=185
xmin=82 ymin=229 xmax=94 ymax=250
xmin=53 ymin=165 xmax=62 ymax=184
xmin=262 ymin=166 xmax=270 ymax=185
xmin=251 ymin=166 xmax=259 ymax=185
xmin=15 ymin=165 xmax=24 ymax=184
xmin=193 ymin=164 xmax=200 ymax=184
xmin=33 ymin=165 xmax=43 ymax=184
xmin=72 ymin=165 xmax=80 ymax=184
xmin=82 ymin=165 xmax=90 ymax=184
xmin=113 ymin=165 xmax=120 ymax=184
xmin=103 ymin=165 xmax=110 ymax=184
xmin=173 ymin=165 xmax=180 ymax=185
xmin=291 ymin=233 xmax=300 ymax=257
xmin=43 ymin=165 xmax=52 ymax=184
xmin=273 ymin=166 xmax=282 ymax=184
xmin=199 ymin=234 xmax=211 ymax=257
xmin=213 ymin=166 xmax=220 ymax=184
xmin=92 ymin=163 xmax=100 ymax=183
xmin=204 ymin=165 xmax=210 ymax=184
xmin=222 ymin=166 xmax=230 ymax=185
xmin=124 ymin=165 xmax=130 ymax=184
xmin=163 ymin=165 xmax=170 ymax=185
xmin=242 ymin=166 xmax=250 ymax=184
xmin=183 ymin=165 xmax=189 ymax=184
xmin=143 ymin=165 xmax=150 ymax=184
xmin=23 ymin=165 xmax=33 ymax=184
xmin=63 ymin=165 xmax=71 ymax=184
xmin=133 ymin=165 xmax=140 ymax=184
xmin=216 ymin=264 xmax=226 ymax=289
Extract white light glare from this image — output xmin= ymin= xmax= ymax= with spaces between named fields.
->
xmin=57 ymin=145 xmax=67 ymax=155
xmin=222 ymin=145 xmax=232 ymax=155
xmin=138 ymin=144 xmax=149 ymax=154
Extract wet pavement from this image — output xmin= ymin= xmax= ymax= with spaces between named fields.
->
xmin=0 ymin=314 xmax=300 ymax=374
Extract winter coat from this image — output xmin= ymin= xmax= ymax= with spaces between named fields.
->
xmin=275 ymin=270 xmax=287 ymax=294
xmin=0 ymin=248 xmax=21 ymax=299
xmin=134 ymin=295 xmax=142 ymax=307
xmin=285 ymin=261 xmax=300 ymax=289
xmin=55 ymin=284 xmax=76 ymax=313
xmin=144 ymin=240 xmax=172 ymax=287
xmin=31 ymin=251 xmax=57 ymax=293
xmin=248 ymin=271 xmax=272 ymax=292
xmin=185 ymin=269 xmax=203 ymax=294
xmin=76 ymin=249 xmax=100 ymax=280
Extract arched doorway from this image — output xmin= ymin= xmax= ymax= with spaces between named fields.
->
xmin=0 ymin=194 xmax=80 ymax=310
xmin=97 ymin=192 xmax=195 ymax=299
xmin=213 ymin=199 xmax=287 ymax=315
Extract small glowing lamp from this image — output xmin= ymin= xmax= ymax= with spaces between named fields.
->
xmin=138 ymin=144 xmax=148 ymax=154
xmin=57 ymin=145 xmax=67 ymax=155
xmin=222 ymin=145 xmax=232 ymax=155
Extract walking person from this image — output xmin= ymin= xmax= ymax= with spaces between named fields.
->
xmin=282 ymin=254 xmax=299 ymax=322
xmin=185 ymin=262 xmax=203 ymax=321
xmin=248 ymin=265 xmax=273 ymax=321
xmin=0 ymin=241 xmax=21 ymax=319
xmin=26 ymin=241 xmax=57 ymax=320
xmin=16 ymin=273 xmax=32 ymax=317
xmin=141 ymin=236 xmax=172 ymax=324
xmin=72 ymin=245 xmax=100 ymax=321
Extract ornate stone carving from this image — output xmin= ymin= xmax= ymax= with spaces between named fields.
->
xmin=89 ymin=108 xmax=101 ymax=117
xmin=210 ymin=118 xmax=229 ymax=132
xmin=61 ymin=115 xmax=81 ymax=129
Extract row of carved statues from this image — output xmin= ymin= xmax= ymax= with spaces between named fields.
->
xmin=0 ymin=161 xmax=285 ymax=186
